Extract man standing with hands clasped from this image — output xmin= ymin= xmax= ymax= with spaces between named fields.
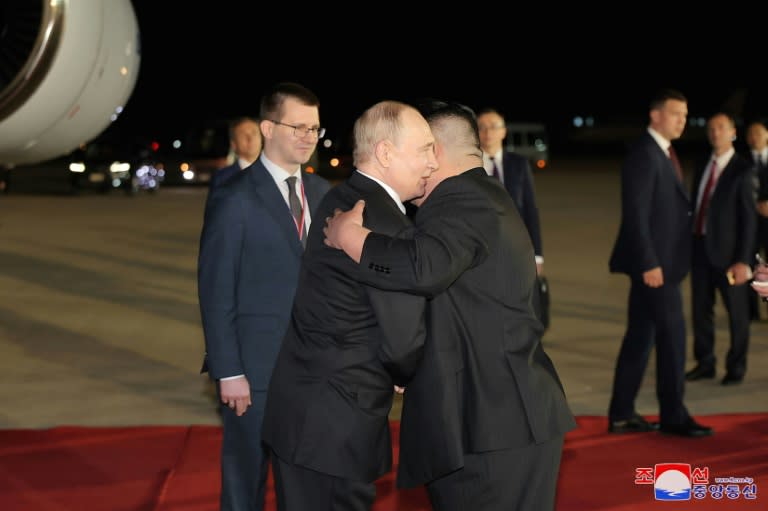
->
xmin=685 ymin=112 xmax=757 ymax=386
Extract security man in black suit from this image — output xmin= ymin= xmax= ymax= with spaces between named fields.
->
xmin=686 ymin=112 xmax=758 ymax=386
xmin=608 ymin=89 xmax=712 ymax=438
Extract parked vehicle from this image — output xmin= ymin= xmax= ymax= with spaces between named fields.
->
xmin=68 ymin=137 xmax=163 ymax=194
xmin=505 ymin=122 xmax=549 ymax=169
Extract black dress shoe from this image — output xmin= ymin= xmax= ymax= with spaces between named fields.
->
xmin=685 ymin=365 xmax=715 ymax=381
xmin=721 ymin=373 xmax=743 ymax=386
xmin=609 ymin=414 xmax=659 ymax=434
xmin=659 ymin=418 xmax=713 ymax=437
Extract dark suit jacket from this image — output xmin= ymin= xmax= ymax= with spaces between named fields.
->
xmin=501 ymin=151 xmax=542 ymax=257
xmin=262 ymin=171 xmax=426 ymax=483
xmin=692 ymin=152 xmax=757 ymax=268
xmin=356 ymin=168 xmax=576 ymax=488
xmin=609 ymin=132 xmax=692 ymax=283
xmin=197 ymin=159 xmax=331 ymax=387
xmin=210 ymin=161 xmax=244 ymax=189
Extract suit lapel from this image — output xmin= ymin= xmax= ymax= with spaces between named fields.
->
xmin=247 ymin=161 xmax=303 ymax=257
xmin=650 ymin=137 xmax=688 ymax=200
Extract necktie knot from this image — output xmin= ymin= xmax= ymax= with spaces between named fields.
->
xmin=489 ymin=155 xmax=499 ymax=179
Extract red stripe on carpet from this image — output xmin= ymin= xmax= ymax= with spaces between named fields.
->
xmin=1 ymin=414 xmax=765 ymax=510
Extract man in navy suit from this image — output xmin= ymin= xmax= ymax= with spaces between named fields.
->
xmin=608 ymin=89 xmax=712 ymax=438
xmin=209 ymin=116 xmax=263 ymax=189
xmin=198 ymin=82 xmax=331 ymax=511
xmin=476 ymin=108 xmax=543 ymax=275
xmin=686 ymin=112 xmax=757 ymax=386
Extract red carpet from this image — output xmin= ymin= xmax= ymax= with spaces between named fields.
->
xmin=1 ymin=415 xmax=765 ymax=510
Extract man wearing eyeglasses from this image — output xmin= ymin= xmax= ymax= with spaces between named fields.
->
xmin=323 ymin=100 xmax=575 ymax=511
xmin=262 ymin=101 xmax=437 ymax=511
xmin=198 ymin=82 xmax=331 ymax=511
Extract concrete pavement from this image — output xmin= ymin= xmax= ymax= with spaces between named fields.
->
xmin=0 ymin=157 xmax=765 ymax=429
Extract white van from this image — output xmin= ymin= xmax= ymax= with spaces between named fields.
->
xmin=505 ymin=122 xmax=549 ymax=169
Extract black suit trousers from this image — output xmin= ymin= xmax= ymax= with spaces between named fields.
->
xmin=691 ymin=237 xmax=751 ymax=377
xmin=426 ymin=435 xmax=564 ymax=511
xmin=609 ymin=278 xmax=689 ymax=425
xmin=271 ymin=451 xmax=376 ymax=511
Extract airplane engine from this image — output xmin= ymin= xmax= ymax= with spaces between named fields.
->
xmin=0 ymin=0 xmax=140 ymax=167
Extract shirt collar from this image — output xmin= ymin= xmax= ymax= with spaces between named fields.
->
xmin=260 ymin=153 xmax=302 ymax=185
xmin=647 ymin=127 xmax=671 ymax=154
xmin=711 ymin=147 xmax=735 ymax=174
xmin=354 ymin=169 xmax=406 ymax=214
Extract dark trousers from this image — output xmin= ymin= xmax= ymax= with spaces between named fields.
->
xmin=608 ymin=278 xmax=689 ymax=425
xmin=691 ymin=239 xmax=751 ymax=378
xmin=426 ymin=436 xmax=565 ymax=511
xmin=271 ymin=452 xmax=376 ymax=511
xmin=219 ymin=390 xmax=270 ymax=511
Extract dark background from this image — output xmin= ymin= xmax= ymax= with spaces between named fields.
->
xmin=117 ymin=1 xmax=768 ymax=157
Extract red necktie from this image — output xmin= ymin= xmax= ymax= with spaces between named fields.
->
xmin=668 ymin=145 xmax=683 ymax=182
xmin=286 ymin=176 xmax=306 ymax=248
xmin=694 ymin=160 xmax=718 ymax=236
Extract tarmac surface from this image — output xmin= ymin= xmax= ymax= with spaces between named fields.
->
xmin=1 ymin=156 xmax=765 ymax=429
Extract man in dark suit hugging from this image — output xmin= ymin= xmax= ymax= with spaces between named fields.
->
xmin=262 ymin=100 xmax=437 ymax=511
xmin=323 ymin=100 xmax=575 ymax=511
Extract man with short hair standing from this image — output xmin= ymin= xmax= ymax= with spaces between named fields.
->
xmin=198 ymin=82 xmax=331 ymax=511
xmin=608 ymin=89 xmax=712 ymax=438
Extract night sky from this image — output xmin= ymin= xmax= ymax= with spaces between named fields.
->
xmin=118 ymin=2 xmax=768 ymax=147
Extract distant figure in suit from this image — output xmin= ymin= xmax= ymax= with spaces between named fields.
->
xmin=686 ymin=112 xmax=757 ymax=386
xmin=209 ymin=116 xmax=263 ymax=189
xmin=198 ymin=82 xmax=331 ymax=511
xmin=323 ymin=100 xmax=575 ymax=511
xmin=262 ymin=101 xmax=437 ymax=511
xmin=608 ymin=89 xmax=713 ymax=438
xmin=744 ymin=120 xmax=768 ymax=320
xmin=476 ymin=108 xmax=543 ymax=275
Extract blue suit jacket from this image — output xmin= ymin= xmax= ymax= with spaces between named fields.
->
xmin=210 ymin=161 xmax=243 ymax=189
xmin=198 ymin=159 xmax=331 ymax=389
xmin=501 ymin=151 xmax=542 ymax=257
xmin=609 ymin=132 xmax=692 ymax=284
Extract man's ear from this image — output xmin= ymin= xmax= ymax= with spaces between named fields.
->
xmin=260 ymin=119 xmax=273 ymax=140
xmin=374 ymin=139 xmax=393 ymax=168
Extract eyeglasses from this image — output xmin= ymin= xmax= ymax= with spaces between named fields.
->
xmin=269 ymin=120 xmax=326 ymax=139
